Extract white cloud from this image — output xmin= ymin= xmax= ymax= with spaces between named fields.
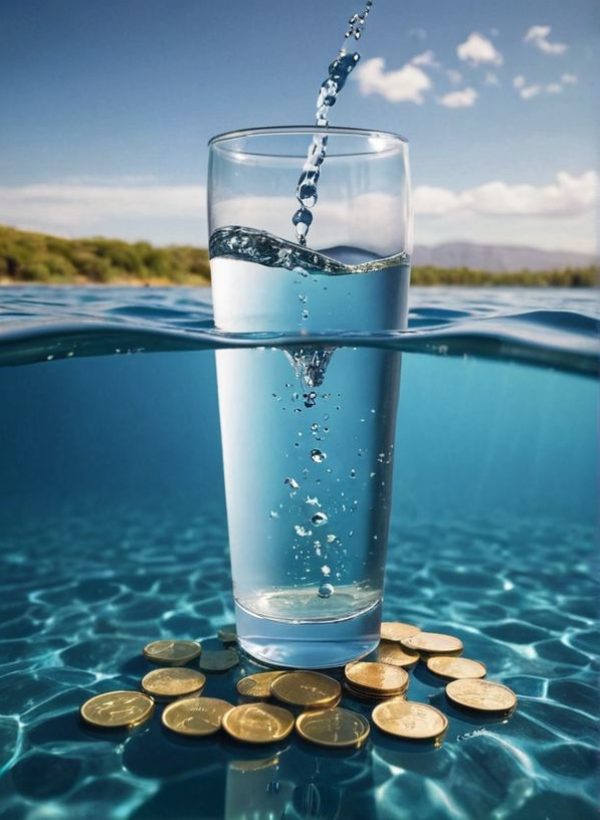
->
xmin=514 ymin=73 xmax=576 ymax=100
xmin=411 ymin=50 xmax=440 ymax=69
xmin=457 ymin=32 xmax=503 ymax=66
xmin=0 ymin=174 xmax=595 ymax=255
xmin=524 ymin=25 xmax=568 ymax=55
xmin=483 ymin=72 xmax=500 ymax=87
xmin=414 ymin=171 xmax=597 ymax=218
xmin=437 ymin=87 xmax=478 ymax=109
xmin=354 ymin=57 xmax=432 ymax=104
xmin=446 ymin=69 xmax=463 ymax=85
xmin=0 ymin=181 xmax=208 ymax=242
xmin=520 ymin=84 xmax=542 ymax=100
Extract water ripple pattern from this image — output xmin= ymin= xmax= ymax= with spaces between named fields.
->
xmin=0 ymin=286 xmax=597 ymax=374
xmin=0 ymin=505 xmax=596 ymax=818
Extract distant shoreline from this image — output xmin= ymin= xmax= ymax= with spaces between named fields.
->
xmin=1 ymin=225 xmax=596 ymax=288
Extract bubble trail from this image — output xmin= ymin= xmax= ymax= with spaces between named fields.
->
xmin=292 ymin=1 xmax=375 ymax=245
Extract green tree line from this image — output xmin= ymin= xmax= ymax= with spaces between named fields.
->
xmin=0 ymin=225 xmax=210 ymax=285
xmin=0 ymin=224 xmax=596 ymax=286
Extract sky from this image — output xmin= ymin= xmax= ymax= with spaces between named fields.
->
xmin=0 ymin=0 xmax=598 ymax=252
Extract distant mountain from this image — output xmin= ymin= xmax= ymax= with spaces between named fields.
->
xmin=412 ymin=242 xmax=598 ymax=273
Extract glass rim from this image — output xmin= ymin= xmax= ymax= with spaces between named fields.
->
xmin=208 ymin=125 xmax=408 ymax=149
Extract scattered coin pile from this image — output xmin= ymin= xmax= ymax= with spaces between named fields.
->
xmin=79 ymin=621 xmax=517 ymax=749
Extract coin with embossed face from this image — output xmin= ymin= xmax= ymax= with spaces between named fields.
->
xmin=296 ymin=708 xmax=370 ymax=748
xmin=222 ymin=703 xmax=295 ymax=744
xmin=270 ymin=671 xmax=341 ymax=708
xmin=236 ymin=671 xmax=286 ymax=699
xmin=162 ymin=696 xmax=234 ymax=736
xmin=445 ymin=679 xmax=517 ymax=713
xmin=344 ymin=662 xmax=409 ymax=696
xmin=380 ymin=622 xmax=421 ymax=642
xmin=400 ymin=632 xmax=463 ymax=657
xmin=141 ymin=667 xmax=206 ymax=701
xmin=198 ymin=648 xmax=240 ymax=672
xmin=372 ymin=700 xmax=448 ymax=742
xmin=143 ymin=640 xmax=201 ymax=666
xmin=427 ymin=656 xmax=486 ymax=681
xmin=377 ymin=640 xmax=420 ymax=668
xmin=81 ymin=691 xmax=154 ymax=729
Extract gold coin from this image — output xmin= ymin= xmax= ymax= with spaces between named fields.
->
xmin=198 ymin=648 xmax=240 ymax=672
xmin=270 ymin=671 xmax=342 ymax=708
xmin=80 ymin=690 xmax=154 ymax=729
xmin=236 ymin=671 xmax=286 ymax=699
xmin=162 ymin=696 xmax=234 ymax=736
xmin=296 ymin=707 xmax=370 ymax=749
xmin=400 ymin=632 xmax=464 ymax=656
xmin=427 ymin=656 xmax=487 ymax=681
xmin=217 ymin=625 xmax=237 ymax=645
xmin=344 ymin=662 xmax=409 ymax=696
xmin=446 ymin=679 xmax=517 ymax=713
xmin=141 ymin=667 xmax=206 ymax=701
xmin=380 ymin=622 xmax=421 ymax=642
xmin=343 ymin=681 xmax=406 ymax=702
xmin=377 ymin=640 xmax=420 ymax=668
xmin=222 ymin=702 xmax=295 ymax=744
xmin=143 ymin=640 xmax=201 ymax=666
xmin=372 ymin=699 xmax=448 ymax=742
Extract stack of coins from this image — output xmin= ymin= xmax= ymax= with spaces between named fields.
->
xmin=344 ymin=661 xmax=409 ymax=701
xmin=79 ymin=621 xmax=517 ymax=748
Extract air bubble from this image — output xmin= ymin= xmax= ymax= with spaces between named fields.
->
xmin=326 ymin=534 xmax=337 ymax=544
xmin=318 ymin=583 xmax=334 ymax=598
xmin=269 ymin=511 xmax=279 ymax=519
xmin=321 ymin=565 xmax=331 ymax=576
xmin=285 ymin=477 xmax=299 ymax=491
xmin=310 ymin=449 xmax=326 ymax=463
xmin=295 ymin=525 xmax=312 ymax=537
xmin=311 ymin=512 xmax=328 ymax=527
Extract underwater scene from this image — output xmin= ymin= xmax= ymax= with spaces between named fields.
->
xmin=0 ymin=285 xmax=597 ymax=819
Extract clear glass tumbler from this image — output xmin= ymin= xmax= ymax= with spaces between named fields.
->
xmin=208 ymin=126 xmax=412 ymax=668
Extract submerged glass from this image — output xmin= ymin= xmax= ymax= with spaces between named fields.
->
xmin=208 ymin=126 xmax=412 ymax=667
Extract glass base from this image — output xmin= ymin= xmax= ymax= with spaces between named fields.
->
xmin=235 ymin=599 xmax=381 ymax=669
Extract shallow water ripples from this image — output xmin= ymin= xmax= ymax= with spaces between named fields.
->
xmin=0 ymin=505 xmax=597 ymax=818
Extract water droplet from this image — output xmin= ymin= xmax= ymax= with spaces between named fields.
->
xmin=318 ymin=583 xmax=334 ymax=598
xmin=321 ymin=565 xmax=331 ymax=577
xmin=285 ymin=477 xmax=299 ymax=491
xmin=350 ymin=469 xmax=356 ymax=478
xmin=305 ymin=496 xmax=320 ymax=506
xmin=326 ymin=534 xmax=337 ymax=544
xmin=370 ymin=472 xmax=376 ymax=478
xmin=311 ymin=512 xmax=328 ymax=527
xmin=311 ymin=449 xmax=326 ymax=463
xmin=310 ymin=423 xmax=319 ymax=432
xmin=269 ymin=510 xmax=279 ymax=519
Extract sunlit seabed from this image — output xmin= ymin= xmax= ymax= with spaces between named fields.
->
xmin=0 ymin=287 xmax=598 ymax=819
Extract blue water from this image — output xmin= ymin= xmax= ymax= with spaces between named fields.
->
xmin=0 ymin=287 xmax=597 ymax=819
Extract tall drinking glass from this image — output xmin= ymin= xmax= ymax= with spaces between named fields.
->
xmin=208 ymin=126 xmax=412 ymax=668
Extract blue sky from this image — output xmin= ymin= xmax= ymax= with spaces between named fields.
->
xmin=0 ymin=0 xmax=597 ymax=251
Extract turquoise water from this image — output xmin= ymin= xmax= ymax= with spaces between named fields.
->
xmin=0 ymin=287 xmax=597 ymax=818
